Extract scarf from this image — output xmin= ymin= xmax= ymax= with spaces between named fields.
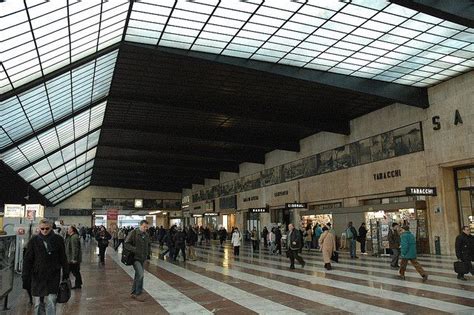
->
xmin=38 ymin=231 xmax=55 ymax=254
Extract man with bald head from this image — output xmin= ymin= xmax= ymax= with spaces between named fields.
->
xmin=286 ymin=223 xmax=305 ymax=270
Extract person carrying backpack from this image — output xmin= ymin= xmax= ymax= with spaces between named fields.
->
xmin=346 ymin=222 xmax=358 ymax=259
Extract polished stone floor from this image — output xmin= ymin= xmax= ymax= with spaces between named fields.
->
xmin=3 ymin=241 xmax=473 ymax=314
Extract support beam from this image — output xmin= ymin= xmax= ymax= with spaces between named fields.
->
xmin=390 ymin=0 xmax=474 ymax=28
xmin=100 ymin=125 xmax=300 ymax=152
xmin=124 ymin=42 xmax=429 ymax=108
xmin=97 ymin=143 xmax=266 ymax=164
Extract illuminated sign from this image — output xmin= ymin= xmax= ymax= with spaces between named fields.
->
xmin=249 ymin=208 xmax=269 ymax=213
xmin=285 ymin=203 xmax=307 ymax=209
xmin=203 ymin=212 xmax=219 ymax=217
xmin=406 ymin=187 xmax=437 ymax=196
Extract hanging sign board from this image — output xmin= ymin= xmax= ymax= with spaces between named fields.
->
xmin=203 ymin=212 xmax=219 ymax=217
xmin=405 ymin=187 xmax=437 ymax=196
xmin=285 ymin=203 xmax=307 ymax=209
xmin=106 ymin=208 xmax=119 ymax=220
xmin=249 ymin=208 xmax=267 ymax=213
xmin=4 ymin=204 xmax=24 ymax=218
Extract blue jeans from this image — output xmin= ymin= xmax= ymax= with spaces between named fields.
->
xmin=349 ymin=239 xmax=357 ymax=257
xmin=132 ymin=260 xmax=144 ymax=295
xmin=34 ymin=294 xmax=56 ymax=315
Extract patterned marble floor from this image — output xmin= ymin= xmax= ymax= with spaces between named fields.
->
xmin=3 ymin=241 xmax=473 ymax=314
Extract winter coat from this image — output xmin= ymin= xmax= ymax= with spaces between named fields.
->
xmin=124 ymin=228 xmax=151 ymax=263
xmin=319 ymin=231 xmax=336 ymax=264
xmin=22 ymin=233 xmax=68 ymax=297
xmin=388 ymin=228 xmax=401 ymax=249
xmin=65 ymin=233 xmax=82 ymax=264
xmin=187 ymin=228 xmax=198 ymax=246
xmin=231 ymin=231 xmax=242 ymax=247
xmin=95 ymin=231 xmax=112 ymax=248
xmin=400 ymin=231 xmax=417 ymax=259
xmin=173 ymin=231 xmax=186 ymax=248
xmin=358 ymin=226 xmax=368 ymax=240
xmin=287 ymin=229 xmax=302 ymax=250
xmin=455 ymin=232 xmax=474 ymax=261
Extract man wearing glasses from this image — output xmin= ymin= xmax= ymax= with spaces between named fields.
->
xmin=23 ymin=219 xmax=69 ymax=315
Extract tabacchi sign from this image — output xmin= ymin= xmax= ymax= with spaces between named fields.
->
xmin=405 ymin=187 xmax=437 ymax=196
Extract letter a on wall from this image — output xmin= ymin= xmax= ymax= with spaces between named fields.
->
xmin=454 ymin=110 xmax=463 ymax=125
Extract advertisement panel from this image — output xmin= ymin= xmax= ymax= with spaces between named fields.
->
xmin=4 ymin=204 xmax=24 ymax=218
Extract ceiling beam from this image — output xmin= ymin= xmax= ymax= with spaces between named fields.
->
xmin=390 ymin=0 xmax=474 ymax=28
xmin=123 ymin=42 xmax=429 ymax=108
xmin=107 ymin=96 xmax=350 ymax=135
xmin=100 ymin=125 xmax=300 ymax=152
xmin=97 ymin=143 xmax=266 ymax=164
xmin=94 ymin=156 xmax=239 ymax=173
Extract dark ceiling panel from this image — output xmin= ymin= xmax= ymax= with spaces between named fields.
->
xmin=92 ymin=42 xmax=423 ymax=192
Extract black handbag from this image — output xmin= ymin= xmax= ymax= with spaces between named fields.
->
xmin=331 ymin=251 xmax=339 ymax=263
xmin=57 ymin=279 xmax=71 ymax=303
xmin=121 ymin=247 xmax=135 ymax=266
xmin=454 ymin=261 xmax=472 ymax=274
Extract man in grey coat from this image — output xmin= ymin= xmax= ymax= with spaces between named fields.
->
xmin=125 ymin=220 xmax=151 ymax=302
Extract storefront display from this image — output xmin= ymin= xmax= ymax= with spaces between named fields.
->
xmin=455 ymin=166 xmax=474 ymax=233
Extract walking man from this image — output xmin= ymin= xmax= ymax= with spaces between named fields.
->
xmin=346 ymin=222 xmax=358 ymax=259
xmin=399 ymin=225 xmax=428 ymax=281
xmin=388 ymin=223 xmax=401 ymax=268
xmin=125 ymin=220 xmax=151 ymax=302
xmin=65 ymin=226 xmax=83 ymax=289
xmin=22 ymin=219 xmax=69 ymax=315
xmin=287 ymin=223 xmax=305 ymax=270
xmin=455 ymin=225 xmax=473 ymax=280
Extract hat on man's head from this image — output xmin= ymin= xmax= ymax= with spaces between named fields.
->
xmin=401 ymin=225 xmax=410 ymax=231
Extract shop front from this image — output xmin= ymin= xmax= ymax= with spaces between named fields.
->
xmin=455 ymin=166 xmax=474 ymax=233
xmin=306 ymin=199 xmax=429 ymax=255
xmin=219 ymin=195 xmax=237 ymax=231
xmin=301 ymin=202 xmax=342 ymax=228
xmin=203 ymin=212 xmax=219 ymax=231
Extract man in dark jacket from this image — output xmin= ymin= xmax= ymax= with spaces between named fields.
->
xmin=286 ymin=223 xmax=305 ymax=270
xmin=274 ymin=227 xmax=282 ymax=255
xmin=388 ymin=223 xmax=401 ymax=268
xmin=65 ymin=226 xmax=82 ymax=289
xmin=173 ymin=227 xmax=186 ymax=261
xmin=23 ymin=219 xmax=68 ymax=315
xmin=125 ymin=220 xmax=151 ymax=302
xmin=95 ymin=226 xmax=111 ymax=265
xmin=186 ymin=226 xmax=198 ymax=261
xmin=455 ymin=226 xmax=473 ymax=280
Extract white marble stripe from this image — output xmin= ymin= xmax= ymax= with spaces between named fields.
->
xmin=233 ymin=244 xmax=458 ymax=264
xmin=211 ymin=257 xmax=474 ymax=314
xmin=188 ymin=260 xmax=404 ymax=315
xmin=149 ymin=259 xmax=305 ymax=315
xmin=195 ymin=247 xmax=474 ymax=293
xmin=108 ymin=251 xmax=212 ymax=315
xmin=212 ymin=246 xmax=474 ymax=286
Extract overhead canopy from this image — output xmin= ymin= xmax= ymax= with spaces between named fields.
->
xmin=0 ymin=0 xmax=472 ymax=204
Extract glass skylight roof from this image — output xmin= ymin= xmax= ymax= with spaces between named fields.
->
xmin=125 ymin=0 xmax=473 ymax=87
xmin=1 ymin=100 xmax=105 ymax=205
xmin=0 ymin=0 xmax=128 ymax=93
xmin=0 ymin=50 xmax=118 ymax=150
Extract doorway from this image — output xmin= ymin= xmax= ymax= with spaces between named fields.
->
xmin=455 ymin=166 xmax=474 ymax=234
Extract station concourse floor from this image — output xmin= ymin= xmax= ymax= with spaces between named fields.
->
xmin=2 ymin=241 xmax=473 ymax=315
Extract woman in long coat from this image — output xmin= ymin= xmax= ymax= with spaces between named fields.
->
xmin=319 ymin=226 xmax=336 ymax=270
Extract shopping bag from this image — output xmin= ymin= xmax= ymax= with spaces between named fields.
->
xmin=57 ymin=279 xmax=71 ymax=303
xmin=331 ymin=251 xmax=339 ymax=263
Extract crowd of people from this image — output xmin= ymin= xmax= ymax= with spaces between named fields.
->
xmin=19 ymin=218 xmax=473 ymax=314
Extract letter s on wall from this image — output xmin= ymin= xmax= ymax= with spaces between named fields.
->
xmin=432 ymin=116 xmax=441 ymax=130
